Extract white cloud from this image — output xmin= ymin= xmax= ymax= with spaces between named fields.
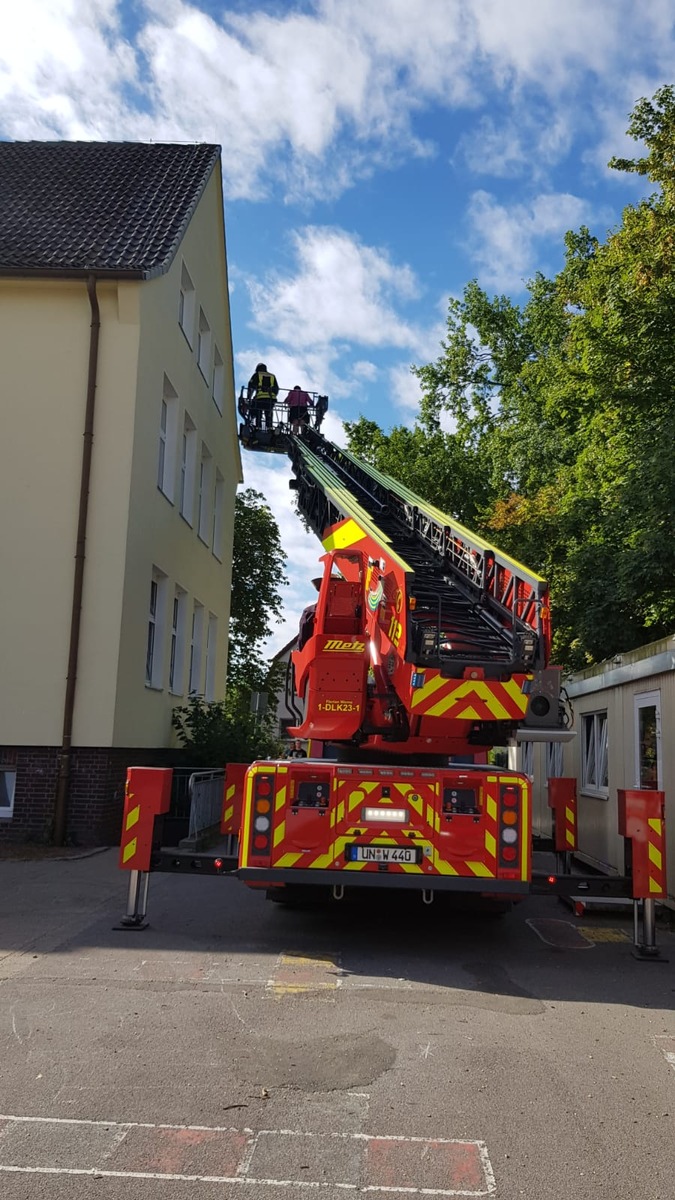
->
xmin=388 ymin=364 xmax=423 ymax=415
xmin=3 ymin=1 xmax=672 ymax=201
xmin=466 ymin=188 xmax=592 ymax=290
xmin=247 ymin=226 xmax=420 ymax=350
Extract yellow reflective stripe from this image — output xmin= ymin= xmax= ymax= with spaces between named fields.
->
xmin=226 ymin=784 xmax=235 ymax=802
xmin=275 ymin=852 xmax=303 ymax=868
xmin=565 ymin=806 xmax=575 ymax=825
xmin=486 ymin=796 xmax=497 ymax=822
xmin=434 ymin=858 xmax=459 ymax=876
xmin=466 ymin=861 xmax=493 ymax=878
xmin=565 ymin=830 xmax=575 ymax=846
xmin=122 ymin=838 xmax=137 ymax=864
xmin=485 ymin=831 xmax=496 ymax=859
xmin=309 ymin=853 xmax=334 ymax=869
xmin=322 ymin=518 xmax=367 ymax=552
xmin=410 ymin=673 xmax=446 ymax=708
xmin=648 ymin=842 xmax=662 ymax=870
xmin=276 ymin=784 xmax=287 ymax=811
xmin=650 ymin=877 xmax=663 ymax=893
xmin=125 ymin=805 xmax=140 ymax=831
xmin=521 ymin=781 xmax=529 ymax=880
xmin=648 ymin=818 xmax=662 ymax=835
xmin=273 ymin=821 xmax=286 ymax=848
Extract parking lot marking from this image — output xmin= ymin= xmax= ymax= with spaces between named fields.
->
xmin=267 ymin=951 xmax=342 ymax=995
xmin=0 ymin=1115 xmax=495 ymax=1194
xmin=578 ymin=925 xmax=630 ymax=944
xmin=655 ymin=1036 xmax=675 ymax=1071
xmin=526 ymin=918 xmax=594 ymax=949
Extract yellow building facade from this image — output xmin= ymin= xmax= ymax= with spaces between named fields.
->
xmin=0 ymin=142 xmax=241 ymax=843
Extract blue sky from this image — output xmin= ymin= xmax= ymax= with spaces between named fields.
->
xmin=2 ymin=0 xmax=673 ymax=650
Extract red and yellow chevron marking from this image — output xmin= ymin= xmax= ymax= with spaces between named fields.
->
xmin=647 ymin=818 xmax=666 ymax=897
xmin=409 ymin=674 xmax=529 ymax=721
xmin=118 ymin=767 xmax=172 ymax=872
xmin=322 ymin=518 xmax=366 ymax=553
xmin=563 ymin=802 xmax=577 ymax=850
xmin=484 ymin=791 xmax=498 ymax=874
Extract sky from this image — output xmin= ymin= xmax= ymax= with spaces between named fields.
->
xmin=2 ymin=0 xmax=673 ymax=653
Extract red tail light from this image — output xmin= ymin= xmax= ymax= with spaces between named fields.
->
xmin=249 ymin=773 xmax=274 ymax=860
xmin=499 ymin=783 xmax=521 ymax=873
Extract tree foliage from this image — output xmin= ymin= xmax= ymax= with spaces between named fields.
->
xmin=227 ymin=487 xmax=288 ymax=687
xmin=346 ymin=88 xmax=675 ymax=669
xmin=172 ymin=488 xmax=288 ymax=765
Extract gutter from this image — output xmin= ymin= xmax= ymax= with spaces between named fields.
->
xmin=53 ymin=274 xmax=101 ymax=845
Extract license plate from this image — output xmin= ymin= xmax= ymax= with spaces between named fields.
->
xmin=349 ymin=845 xmax=419 ymax=864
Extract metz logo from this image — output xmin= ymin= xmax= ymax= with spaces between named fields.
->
xmin=323 ymin=639 xmax=365 ymax=653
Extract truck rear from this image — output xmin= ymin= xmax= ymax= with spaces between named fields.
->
xmin=238 ymin=759 xmax=530 ymax=899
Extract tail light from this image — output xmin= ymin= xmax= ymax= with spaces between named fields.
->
xmin=249 ymin=773 xmax=274 ymax=860
xmin=499 ymin=783 xmax=521 ymax=870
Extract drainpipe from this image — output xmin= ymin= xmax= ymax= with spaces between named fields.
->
xmin=53 ymin=274 xmax=101 ymax=845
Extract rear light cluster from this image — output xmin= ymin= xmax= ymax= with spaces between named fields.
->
xmin=250 ymin=773 xmax=274 ymax=857
xmin=499 ymin=784 xmax=520 ymax=867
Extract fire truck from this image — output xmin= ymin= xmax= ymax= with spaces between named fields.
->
xmin=118 ymin=391 xmax=667 ymax=955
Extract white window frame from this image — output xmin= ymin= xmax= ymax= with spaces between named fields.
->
xmin=634 ymin=690 xmax=662 ymax=791
xmin=546 ymin=741 xmax=564 ymax=780
xmin=179 ymin=411 xmax=197 ymax=525
xmin=146 ymin=569 xmax=168 ymax=689
xmin=521 ymin=741 xmax=534 ymax=781
xmin=168 ymin=586 xmax=188 ymax=695
xmin=197 ymin=308 xmax=211 ymax=381
xmin=212 ymin=345 xmax=225 ymax=413
xmin=197 ymin=443 xmax=213 ymax=545
xmin=157 ymin=376 xmax=178 ymax=502
xmin=179 ymin=261 xmax=196 ymax=347
xmin=581 ymin=710 xmax=609 ymax=797
xmin=0 ymin=767 xmax=17 ymax=821
xmin=205 ymin=613 xmax=218 ymax=701
xmin=212 ymin=469 xmax=224 ymax=561
xmin=188 ymin=601 xmax=205 ymax=695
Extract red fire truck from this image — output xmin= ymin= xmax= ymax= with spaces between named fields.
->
xmin=118 ymin=390 xmax=667 ymax=955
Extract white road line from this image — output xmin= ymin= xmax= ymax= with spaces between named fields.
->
xmin=654 ymin=1035 xmax=675 ymax=1070
xmin=0 ymin=1116 xmax=495 ymax=1196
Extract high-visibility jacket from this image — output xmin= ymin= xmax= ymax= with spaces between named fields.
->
xmin=247 ymin=369 xmax=279 ymax=400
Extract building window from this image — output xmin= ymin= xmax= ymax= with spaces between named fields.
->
xmin=157 ymin=376 xmax=178 ymax=501
xmin=0 ymin=768 xmax=16 ymax=821
xmin=213 ymin=346 xmax=225 ymax=413
xmin=546 ymin=742 xmax=564 ymax=780
xmin=169 ymin=586 xmax=188 ymax=695
xmin=197 ymin=443 xmax=213 ymax=544
xmin=188 ymin=601 xmax=204 ymax=695
xmin=581 ymin=711 xmax=608 ymax=796
xmin=205 ymin=613 xmax=218 ymax=701
xmin=197 ymin=308 xmax=211 ymax=380
xmin=179 ymin=262 xmax=196 ymax=346
xmin=179 ymin=411 xmax=197 ymax=525
xmin=146 ymin=569 xmax=168 ymax=689
xmin=212 ymin=470 xmax=224 ymax=561
xmin=634 ymin=691 xmax=662 ymax=790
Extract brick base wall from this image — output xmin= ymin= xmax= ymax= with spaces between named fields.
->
xmin=0 ymin=746 xmax=173 ymax=846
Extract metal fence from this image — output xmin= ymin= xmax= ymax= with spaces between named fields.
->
xmin=187 ymin=769 xmax=225 ymax=841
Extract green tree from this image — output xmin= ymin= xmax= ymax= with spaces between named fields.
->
xmin=172 ymin=488 xmax=288 ymax=764
xmin=227 ymin=488 xmax=288 ymax=687
xmin=346 ymin=88 xmax=675 ymax=669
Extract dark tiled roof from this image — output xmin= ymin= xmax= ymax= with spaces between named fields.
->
xmin=0 ymin=141 xmax=220 ymax=277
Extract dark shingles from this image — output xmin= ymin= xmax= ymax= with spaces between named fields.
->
xmin=0 ymin=141 xmax=220 ymax=277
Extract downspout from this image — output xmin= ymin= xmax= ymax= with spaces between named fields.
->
xmin=53 ymin=274 xmax=101 ymax=845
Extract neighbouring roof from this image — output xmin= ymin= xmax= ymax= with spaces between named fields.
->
xmin=0 ymin=141 xmax=221 ymax=279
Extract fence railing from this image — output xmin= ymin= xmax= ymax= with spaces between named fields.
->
xmin=187 ymin=770 xmax=225 ymax=841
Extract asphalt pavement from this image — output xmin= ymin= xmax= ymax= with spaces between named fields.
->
xmin=1 ymin=851 xmax=674 ymax=1199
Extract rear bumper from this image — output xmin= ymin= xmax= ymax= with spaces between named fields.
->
xmin=238 ymin=866 xmax=529 ymax=894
